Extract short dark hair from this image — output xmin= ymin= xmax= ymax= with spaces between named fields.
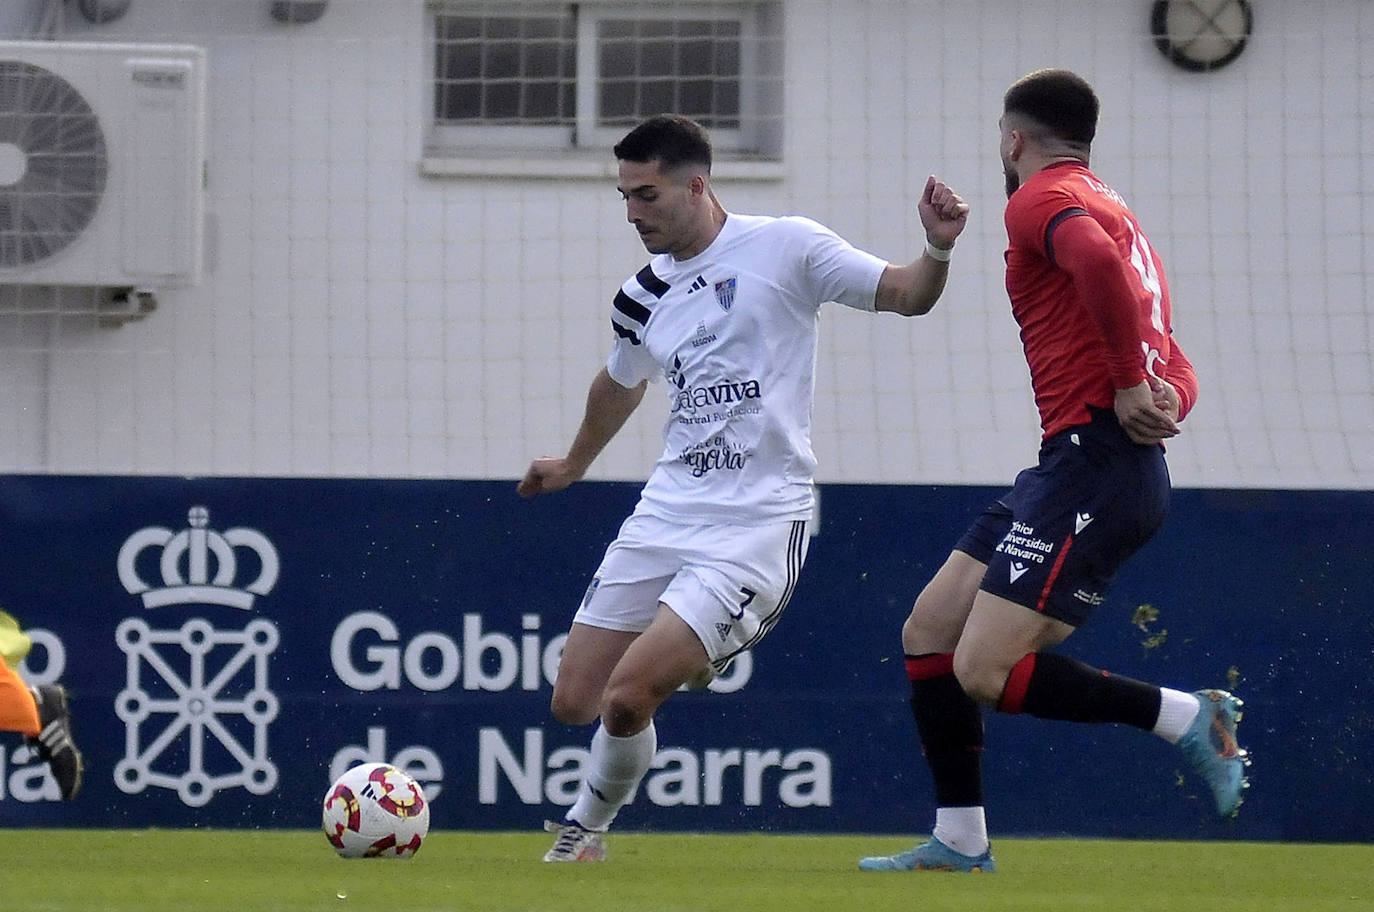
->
xmin=613 ymin=114 xmax=713 ymax=173
xmin=1003 ymin=69 xmax=1099 ymax=146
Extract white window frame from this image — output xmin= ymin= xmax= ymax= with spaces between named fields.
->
xmin=423 ymin=0 xmax=783 ymax=179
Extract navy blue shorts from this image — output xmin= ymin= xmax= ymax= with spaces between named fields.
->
xmin=954 ymin=408 xmax=1171 ymax=627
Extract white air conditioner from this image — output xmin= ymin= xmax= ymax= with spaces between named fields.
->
xmin=0 ymin=41 xmax=206 ymax=288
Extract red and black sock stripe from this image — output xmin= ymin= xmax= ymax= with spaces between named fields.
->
xmin=997 ymin=652 xmax=1161 ymax=730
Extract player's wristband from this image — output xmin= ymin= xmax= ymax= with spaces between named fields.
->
xmin=924 ymin=241 xmax=953 ymax=262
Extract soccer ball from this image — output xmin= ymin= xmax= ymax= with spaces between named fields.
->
xmin=322 ymin=762 xmax=430 ymax=858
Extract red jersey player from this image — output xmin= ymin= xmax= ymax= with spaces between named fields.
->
xmin=1006 ymin=159 xmax=1198 ymax=443
xmin=859 ymin=69 xmax=1247 ymax=875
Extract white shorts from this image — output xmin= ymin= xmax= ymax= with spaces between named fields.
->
xmin=574 ymin=512 xmax=810 ymax=672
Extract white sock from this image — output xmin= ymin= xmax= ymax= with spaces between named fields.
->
xmin=1153 ymin=688 xmax=1201 ymax=743
xmin=933 ymin=806 xmax=988 ymax=856
xmin=566 ymin=721 xmax=657 ymax=831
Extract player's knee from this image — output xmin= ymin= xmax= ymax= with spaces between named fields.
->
xmin=904 ymin=611 xmax=969 ymax=656
xmin=549 ymin=690 xmax=598 ymax=727
xmin=600 ymin=685 xmax=655 ymax=737
xmin=899 ymin=610 xmax=921 ymax=647
xmin=951 ymin=650 xmax=1007 ymax=706
xmin=901 ymin=609 xmax=940 ymax=652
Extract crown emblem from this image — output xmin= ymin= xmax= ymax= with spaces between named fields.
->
xmin=117 ymin=506 xmax=280 ymax=609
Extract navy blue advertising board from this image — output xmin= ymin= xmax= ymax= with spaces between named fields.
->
xmin=0 ymin=475 xmax=1370 ymax=842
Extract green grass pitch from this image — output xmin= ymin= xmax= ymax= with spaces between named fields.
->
xmin=7 ymin=829 xmax=1372 ymax=911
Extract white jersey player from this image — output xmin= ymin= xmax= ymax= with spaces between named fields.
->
xmin=611 ymin=213 xmax=885 ymax=525
xmin=518 ymin=114 xmax=968 ymax=862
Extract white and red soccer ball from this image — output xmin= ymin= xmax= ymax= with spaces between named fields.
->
xmin=322 ymin=762 xmax=430 ymax=859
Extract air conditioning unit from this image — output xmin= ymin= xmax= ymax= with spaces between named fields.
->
xmin=0 ymin=41 xmax=206 ymax=288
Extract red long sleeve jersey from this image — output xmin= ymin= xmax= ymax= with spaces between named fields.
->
xmin=1004 ymin=161 xmax=1199 ymax=440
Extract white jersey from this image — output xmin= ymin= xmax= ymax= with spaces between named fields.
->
xmin=606 ymin=213 xmax=888 ymax=524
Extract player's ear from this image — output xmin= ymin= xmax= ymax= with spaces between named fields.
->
xmin=1007 ymin=128 xmax=1028 ymax=162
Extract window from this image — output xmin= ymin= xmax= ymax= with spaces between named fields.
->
xmin=596 ymin=17 xmax=742 ymax=131
xmin=432 ymin=6 xmax=577 ymax=148
xmin=427 ymin=1 xmax=783 ymax=167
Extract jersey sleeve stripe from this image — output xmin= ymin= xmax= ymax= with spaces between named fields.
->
xmin=613 ymin=289 xmax=652 ymax=327
xmin=635 ymin=264 xmax=670 ymax=298
xmin=610 ymin=318 xmax=642 ymax=345
xmin=1043 ymin=206 xmax=1090 ymax=267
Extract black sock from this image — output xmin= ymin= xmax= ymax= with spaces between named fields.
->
xmin=1000 ymin=652 xmax=1161 ymax=730
xmin=906 ymin=653 xmax=984 ymax=807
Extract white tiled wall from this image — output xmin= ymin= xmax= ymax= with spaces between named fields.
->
xmin=0 ymin=0 xmax=1370 ymax=489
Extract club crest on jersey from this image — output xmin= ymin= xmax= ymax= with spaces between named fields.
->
xmin=714 ymin=277 xmax=737 ymax=312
